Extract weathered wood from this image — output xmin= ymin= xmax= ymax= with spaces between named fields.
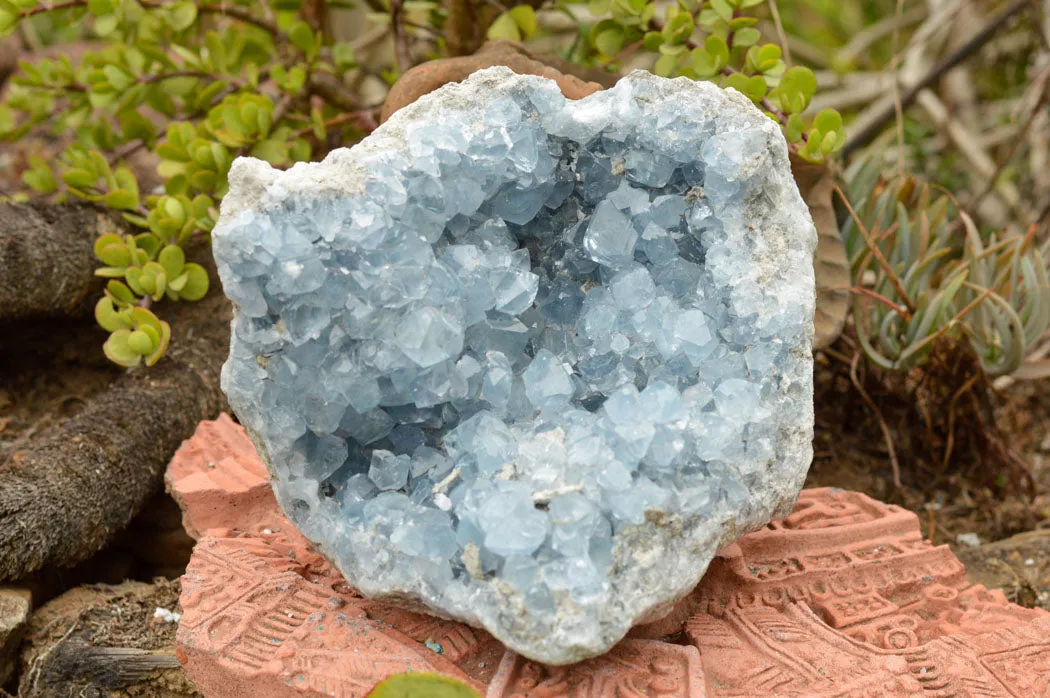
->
xmin=0 ymin=202 xmax=124 ymax=321
xmin=0 ymin=290 xmax=230 ymax=580
xmin=20 ymin=578 xmax=200 ymax=697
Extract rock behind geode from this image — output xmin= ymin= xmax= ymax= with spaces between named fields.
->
xmin=213 ymin=67 xmax=816 ymax=664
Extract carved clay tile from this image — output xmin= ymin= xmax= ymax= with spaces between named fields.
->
xmin=172 ymin=418 xmax=1050 ymax=698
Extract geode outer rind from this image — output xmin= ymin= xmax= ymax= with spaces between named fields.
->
xmin=213 ymin=67 xmax=816 ymax=664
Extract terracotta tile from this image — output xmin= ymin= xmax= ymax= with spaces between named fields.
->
xmin=165 ymin=414 xmax=284 ymax=540
xmin=171 ymin=418 xmax=1050 ymax=697
xmin=485 ymin=641 xmax=704 ymax=698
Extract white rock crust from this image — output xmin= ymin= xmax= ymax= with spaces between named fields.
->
xmin=213 ymin=67 xmax=816 ymax=664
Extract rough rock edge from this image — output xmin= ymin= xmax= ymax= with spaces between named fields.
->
xmin=214 ymin=66 xmax=817 ymax=664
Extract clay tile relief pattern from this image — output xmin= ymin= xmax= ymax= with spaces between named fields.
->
xmin=173 ymin=418 xmax=1050 ymax=698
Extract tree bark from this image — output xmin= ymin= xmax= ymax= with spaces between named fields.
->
xmin=0 ymin=202 xmax=124 ymax=321
xmin=0 ymin=290 xmax=231 ymax=581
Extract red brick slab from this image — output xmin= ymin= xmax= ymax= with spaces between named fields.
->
xmin=486 ymin=640 xmax=703 ymax=697
xmin=178 ymin=529 xmax=499 ymax=697
xmin=171 ymin=417 xmax=1050 ymax=697
xmin=165 ymin=414 xmax=282 ymax=539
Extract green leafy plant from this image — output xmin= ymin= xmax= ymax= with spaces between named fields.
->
xmin=366 ymin=672 xmax=481 ymax=698
xmin=2 ymin=0 xmax=841 ymax=370
xmin=576 ymin=0 xmax=844 ymax=162
xmin=0 ymin=0 xmax=373 ymax=365
xmin=842 ymin=159 xmax=1050 ymax=378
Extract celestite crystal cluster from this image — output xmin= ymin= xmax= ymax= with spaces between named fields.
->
xmin=213 ymin=68 xmax=816 ymax=664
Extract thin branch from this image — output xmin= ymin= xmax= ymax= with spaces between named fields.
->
xmin=15 ymin=0 xmax=84 ymax=18
xmin=890 ymin=0 xmax=906 ymax=179
xmin=106 ymin=139 xmax=147 ymax=166
xmin=843 ymin=0 xmax=1033 ymax=157
xmin=138 ymin=70 xmax=245 ymax=89
xmin=294 ymin=108 xmax=380 ymax=139
xmin=848 ymin=285 xmax=910 ymax=314
xmin=766 ymin=0 xmax=791 ymax=64
xmin=850 ymin=350 xmax=903 ymax=491
xmin=970 ymin=72 xmax=1050 ymax=211
xmin=193 ymin=3 xmax=283 ymax=37
xmin=388 ymin=0 xmax=413 ymax=75
xmin=835 ymin=5 xmax=927 ymax=67
xmin=941 ymin=372 xmax=981 ymax=470
xmin=834 ymin=183 xmax=916 ymax=315
xmin=307 ymin=72 xmax=361 ymax=112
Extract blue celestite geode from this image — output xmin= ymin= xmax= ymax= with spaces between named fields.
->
xmin=213 ymin=67 xmax=816 ymax=664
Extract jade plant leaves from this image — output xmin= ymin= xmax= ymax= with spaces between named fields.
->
xmin=366 ymin=673 xmax=481 ymax=698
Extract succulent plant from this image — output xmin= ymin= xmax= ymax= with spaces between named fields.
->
xmin=842 ymin=159 xmax=1050 ymax=378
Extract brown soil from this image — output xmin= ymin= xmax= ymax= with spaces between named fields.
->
xmin=808 ymin=341 xmax=1050 ymax=607
xmin=19 ymin=578 xmax=199 ymax=697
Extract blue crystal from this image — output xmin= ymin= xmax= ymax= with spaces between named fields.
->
xmin=369 ymin=449 xmax=411 ymax=490
xmin=213 ymin=68 xmax=816 ymax=665
xmin=583 ymin=200 xmax=637 ymax=268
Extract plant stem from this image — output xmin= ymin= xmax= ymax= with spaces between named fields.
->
xmin=389 ymin=0 xmax=413 ymax=74
xmin=138 ymin=70 xmax=246 ymax=89
xmin=294 ymin=108 xmax=379 ymax=139
xmin=834 ymin=182 xmax=917 ymax=315
xmin=16 ymin=0 xmax=84 ymax=18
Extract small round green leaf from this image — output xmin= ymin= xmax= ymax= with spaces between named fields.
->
xmin=775 ymin=66 xmax=817 ymax=114
xmin=98 ymin=242 xmax=132 ymax=268
xmin=508 ymin=5 xmax=538 ymax=39
xmin=127 ymin=329 xmax=153 ymax=355
xmin=143 ymin=261 xmax=167 ymax=298
xmin=710 ymin=0 xmax=733 ymax=21
xmin=64 ymin=168 xmax=98 ymax=190
xmin=87 ymin=0 xmax=116 ymax=16
xmin=102 ymin=65 xmax=134 ymax=91
xmin=486 ymin=12 xmax=519 ymax=40
xmin=169 ymin=1 xmax=197 ymax=31
xmin=690 ymin=48 xmax=717 ymax=77
xmin=106 ymin=280 xmax=137 ymax=304
xmin=134 ymin=233 xmax=161 ymax=259
xmin=332 ymin=42 xmax=357 ymax=70
xmin=643 ymin=31 xmax=664 ymax=51
xmin=366 ymin=673 xmax=481 ymax=698
xmin=125 ymin=267 xmax=145 ymax=295
xmin=95 ymin=297 xmax=133 ymax=332
xmin=145 ymin=320 xmax=171 ymax=366
xmin=131 ymin=306 xmax=163 ymax=334
xmin=178 ymin=263 xmax=209 ymax=301
xmin=786 ymin=113 xmax=804 ymax=143
xmin=594 ymin=26 xmax=624 ymax=56
xmin=104 ymin=329 xmax=142 ymax=367
xmin=732 ymin=27 xmax=760 ymax=47
xmin=654 ymin=52 xmax=678 ymax=77
xmin=705 ymin=35 xmax=729 ymax=67
xmin=138 ymin=322 xmax=161 ymax=348
xmin=103 ymin=188 xmax=139 ymax=211
xmin=94 ymin=235 xmax=124 ymax=262
xmin=813 ymin=108 xmax=843 ymax=134
xmin=158 ymin=244 xmax=185 ymax=279
xmin=288 ymin=20 xmax=318 ymax=57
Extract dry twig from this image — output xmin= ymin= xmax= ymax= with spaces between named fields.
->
xmin=850 ymin=350 xmax=903 ymax=491
xmin=844 ymin=0 xmax=1033 ymax=157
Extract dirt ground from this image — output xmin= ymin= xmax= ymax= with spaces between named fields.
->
xmin=808 ymin=343 xmax=1050 ymax=610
